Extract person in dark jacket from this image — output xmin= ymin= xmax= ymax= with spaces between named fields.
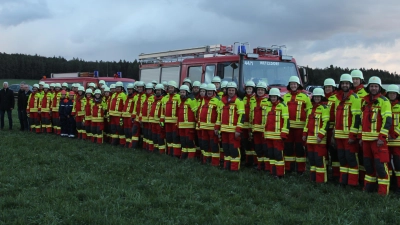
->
xmin=59 ymin=91 xmax=75 ymax=138
xmin=18 ymin=83 xmax=31 ymax=131
xmin=0 ymin=82 xmax=15 ymax=130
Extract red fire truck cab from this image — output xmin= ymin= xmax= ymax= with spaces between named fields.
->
xmin=138 ymin=43 xmax=308 ymax=96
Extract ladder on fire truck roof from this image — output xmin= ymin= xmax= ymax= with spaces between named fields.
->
xmin=138 ymin=44 xmax=243 ymax=62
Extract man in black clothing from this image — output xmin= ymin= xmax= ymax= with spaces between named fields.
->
xmin=18 ymin=83 xmax=31 ymax=131
xmin=0 ymin=82 xmax=15 ymax=130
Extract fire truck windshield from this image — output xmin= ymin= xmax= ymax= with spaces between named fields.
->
xmin=242 ymin=60 xmax=298 ymax=87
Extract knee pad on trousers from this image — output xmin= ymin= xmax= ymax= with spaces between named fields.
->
xmin=374 ymin=158 xmax=387 ymax=178
xmin=363 ymin=157 xmax=374 ymax=174
xmin=346 ymin=151 xmax=358 ymax=167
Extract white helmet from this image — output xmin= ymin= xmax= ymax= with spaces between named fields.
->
xmin=151 ymin=80 xmax=158 ymax=85
xmin=183 ymin=78 xmax=192 ymax=85
xmin=367 ymin=76 xmax=382 ymax=86
xmin=386 ymin=84 xmax=399 ymax=94
xmin=110 ymin=84 xmax=116 ymax=89
xmin=192 ymin=81 xmax=201 ymax=87
xmin=55 ymin=83 xmax=61 ymax=88
xmin=135 ymin=81 xmax=145 ymax=87
xmin=288 ymin=76 xmax=300 ymax=85
xmin=312 ymin=88 xmax=325 ymax=97
xmin=39 ymin=81 xmax=45 ymax=86
xmin=86 ymin=89 xmax=93 ymax=94
xmin=127 ymin=83 xmax=135 ymax=89
xmin=155 ymin=84 xmax=164 ymax=90
xmin=226 ymin=82 xmax=238 ymax=89
xmin=94 ymin=89 xmax=102 ymax=95
xmin=245 ymin=80 xmax=256 ymax=87
xmin=339 ymin=74 xmax=353 ymax=83
xmin=351 ymin=69 xmax=364 ymax=79
xmin=62 ymin=82 xmax=68 ymax=87
xmin=104 ymin=87 xmax=110 ymax=92
xmin=221 ymin=80 xmax=229 ymax=88
xmin=99 ymin=80 xmax=106 ymax=85
xmin=49 ymin=83 xmax=55 ymax=87
xmin=88 ymin=82 xmax=96 ymax=88
xmin=212 ymin=76 xmax=222 ymax=83
xmin=78 ymin=86 xmax=85 ymax=92
xmin=115 ymin=81 xmax=123 ymax=87
xmin=43 ymin=84 xmax=50 ymax=89
xmin=145 ymin=83 xmax=154 ymax=89
xmin=33 ymin=84 xmax=39 ymax=89
xmin=205 ymin=83 xmax=216 ymax=91
xmin=324 ymin=78 xmax=336 ymax=87
xmin=168 ymin=80 xmax=178 ymax=89
xmin=269 ymin=88 xmax=280 ymax=96
xmin=162 ymin=81 xmax=168 ymax=86
xmin=180 ymin=85 xmax=190 ymax=93
xmin=200 ymin=83 xmax=208 ymax=90
xmin=256 ymin=81 xmax=268 ymax=89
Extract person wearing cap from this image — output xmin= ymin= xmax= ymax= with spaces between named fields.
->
xmin=51 ymin=83 xmax=63 ymax=135
xmin=250 ymin=81 xmax=271 ymax=171
xmin=192 ymin=81 xmax=201 ymax=98
xmin=39 ymin=84 xmax=53 ymax=133
xmin=302 ymin=88 xmax=330 ymax=183
xmin=215 ymin=81 xmax=244 ymax=171
xmin=265 ymin=88 xmax=289 ymax=179
xmin=212 ymin=76 xmax=223 ymax=98
xmin=386 ymin=84 xmax=400 ymax=193
xmin=334 ymin=74 xmax=362 ymax=188
xmin=177 ymin=84 xmax=198 ymax=159
xmin=59 ymin=91 xmax=75 ymax=138
xmin=72 ymin=86 xmax=86 ymax=139
xmin=283 ymin=76 xmax=312 ymax=175
xmin=195 ymin=83 xmax=208 ymax=160
xmin=83 ymin=89 xmax=94 ymax=141
xmin=323 ymin=78 xmax=340 ymax=181
xmin=139 ymin=83 xmax=156 ymax=152
xmin=121 ymin=83 xmax=136 ymax=148
xmin=198 ymin=83 xmax=222 ymax=165
xmin=351 ymin=69 xmax=368 ymax=186
xmin=130 ymin=81 xmax=146 ymax=149
xmin=360 ymin=76 xmax=392 ymax=195
xmin=160 ymin=80 xmax=181 ymax=157
xmin=108 ymin=81 xmax=127 ymax=146
xmin=242 ymin=81 xmax=257 ymax=167
xmin=27 ymin=84 xmax=42 ymax=133
xmin=91 ymin=89 xmax=108 ymax=144
xmin=149 ymin=84 xmax=166 ymax=154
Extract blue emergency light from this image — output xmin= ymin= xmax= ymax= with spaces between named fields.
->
xmin=117 ymin=72 xmax=122 ymax=78
xmin=94 ymin=71 xmax=99 ymax=77
xmin=238 ymin=45 xmax=246 ymax=54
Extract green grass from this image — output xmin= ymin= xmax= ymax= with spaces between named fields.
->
xmin=0 ymin=111 xmax=400 ymax=224
xmin=0 ymin=79 xmax=39 ymax=86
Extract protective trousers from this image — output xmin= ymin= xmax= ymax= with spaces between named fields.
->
xmin=307 ymin=144 xmax=327 ymax=183
xmin=253 ymin=132 xmax=269 ymax=171
xmin=131 ymin=121 xmax=141 ymax=149
xmin=266 ymin=139 xmax=285 ymax=177
xmin=221 ymin=132 xmax=241 ymax=171
xmin=84 ymin=119 xmax=92 ymax=141
xmin=142 ymin=122 xmax=151 ymax=151
xmin=75 ymin=116 xmax=84 ymax=139
xmin=196 ymin=129 xmax=202 ymax=160
xmin=123 ymin=118 xmax=133 ymax=148
xmin=357 ymin=141 xmax=366 ymax=186
xmin=336 ymin=138 xmax=359 ymax=186
xmin=91 ymin=122 xmax=104 ymax=144
xmin=284 ymin=128 xmax=306 ymax=173
xmin=389 ymin=146 xmax=400 ymax=192
xmin=327 ymin=129 xmax=339 ymax=180
xmin=165 ymin=123 xmax=181 ymax=157
xmin=179 ymin=128 xmax=196 ymax=159
xmin=363 ymin=140 xmax=390 ymax=195
xmin=151 ymin=123 xmax=166 ymax=154
xmin=41 ymin=112 xmax=52 ymax=133
xmin=52 ymin=112 xmax=61 ymax=135
xmin=110 ymin=116 xmax=121 ymax=145
xmin=241 ymin=128 xmax=256 ymax=166
xmin=202 ymin=129 xmax=220 ymax=166
xmin=29 ymin=112 xmax=41 ymax=133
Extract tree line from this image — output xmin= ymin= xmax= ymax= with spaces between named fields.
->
xmin=0 ymin=52 xmax=398 ymax=85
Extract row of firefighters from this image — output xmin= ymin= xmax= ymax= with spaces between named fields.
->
xmin=26 ymin=70 xmax=400 ymax=195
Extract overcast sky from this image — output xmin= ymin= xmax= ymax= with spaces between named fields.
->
xmin=1 ymin=0 xmax=399 ymax=73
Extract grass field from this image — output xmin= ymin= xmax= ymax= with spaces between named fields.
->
xmin=0 ymin=79 xmax=39 ymax=86
xmin=0 ymin=111 xmax=400 ymax=224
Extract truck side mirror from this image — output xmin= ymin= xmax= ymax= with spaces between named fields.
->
xmin=299 ymin=67 xmax=308 ymax=85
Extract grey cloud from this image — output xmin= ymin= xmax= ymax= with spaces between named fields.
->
xmin=0 ymin=0 xmax=51 ymax=26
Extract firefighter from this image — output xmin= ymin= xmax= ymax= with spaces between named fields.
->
xmin=61 ymin=82 xmax=69 ymax=92
xmin=91 ymin=89 xmax=107 ymax=144
xmin=160 ymin=81 xmax=181 ymax=157
xmin=140 ymin=83 xmax=155 ymax=152
xmin=182 ymin=78 xmax=192 ymax=91
xmin=334 ymin=74 xmax=362 ymax=187
xmin=49 ymin=83 xmax=55 ymax=93
xmin=110 ymin=84 xmax=116 ymax=94
xmin=212 ymin=76 xmax=224 ymax=98
xmin=51 ymin=83 xmax=62 ymax=135
xmin=103 ymin=86 xmax=112 ymax=143
xmin=88 ymin=83 xmax=96 ymax=92
xmin=324 ymin=78 xmax=340 ymax=181
xmin=283 ymin=76 xmax=312 ymax=174
xmin=151 ymin=80 xmax=158 ymax=88
xmin=121 ymin=83 xmax=135 ymax=148
xmin=149 ymin=84 xmax=166 ymax=154
xmin=221 ymin=81 xmax=229 ymax=96
xmin=39 ymin=81 xmax=45 ymax=95
xmin=40 ymin=84 xmax=53 ymax=133
xmin=27 ymin=84 xmax=41 ymax=133
xmin=386 ymin=84 xmax=400 ymax=193
xmin=265 ymin=88 xmax=289 ymax=178
xmin=84 ymin=89 xmax=94 ymax=141
xmin=216 ymin=81 xmax=244 ymax=171
xmin=99 ymin=80 xmax=106 ymax=89
xmin=302 ymin=88 xmax=330 ymax=183
xmin=132 ymin=81 xmax=145 ymax=149
xmin=199 ymin=83 xmax=221 ymax=165
xmin=72 ymin=84 xmax=79 ymax=93
xmin=250 ymin=81 xmax=270 ymax=171
xmin=162 ymin=81 xmax=168 ymax=93
xmin=177 ymin=84 xmax=198 ymax=159
xmin=360 ymin=76 xmax=392 ymax=195
xmin=192 ymin=81 xmax=201 ymax=97
xmin=242 ymin=80 xmax=256 ymax=166
xmin=59 ymin=91 xmax=75 ymax=137
xmin=351 ymin=69 xmax=368 ymax=186
xmin=196 ymin=83 xmax=208 ymax=160
xmin=72 ymin=86 xmax=86 ymax=139
xmin=108 ymin=81 xmax=126 ymax=146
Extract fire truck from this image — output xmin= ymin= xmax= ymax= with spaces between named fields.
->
xmin=138 ymin=43 xmax=309 ymax=96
